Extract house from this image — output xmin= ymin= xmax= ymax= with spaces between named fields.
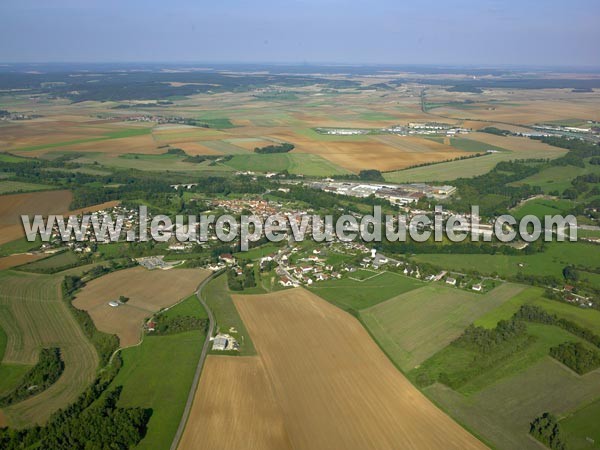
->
xmin=146 ymin=321 xmax=156 ymax=332
xmin=472 ymin=284 xmax=483 ymax=292
xmin=446 ymin=277 xmax=457 ymax=286
xmin=313 ymin=248 xmax=321 ymax=255
xmin=302 ymin=276 xmax=313 ymax=285
xmin=279 ymin=276 xmax=294 ymax=287
xmin=219 ymin=253 xmax=236 ymax=265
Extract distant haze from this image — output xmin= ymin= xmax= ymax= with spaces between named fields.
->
xmin=1 ymin=0 xmax=599 ymax=67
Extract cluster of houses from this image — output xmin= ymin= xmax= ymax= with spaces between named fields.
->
xmin=39 ymin=205 xmax=142 ymax=254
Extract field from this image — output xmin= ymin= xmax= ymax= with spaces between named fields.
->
xmin=108 ymin=329 xmax=205 ymax=450
xmin=427 ymin=358 xmax=600 ymax=450
xmin=179 ymin=355 xmax=293 ymax=450
xmin=309 ymin=270 xmax=423 ymax=310
xmin=0 ymin=253 xmax=45 ymax=271
xmin=0 ymin=269 xmax=98 ymax=427
xmin=222 ymin=153 xmax=352 ymax=176
xmin=412 ymin=241 xmax=600 ymax=290
xmin=474 ymin=287 xmax=600 ymax=333
xmin=181 ymin=288 xmax=486 ymax=449
xmin=18 ymin=250 xmax=80 ymax=273
xmin=513 ymin=197 xmax=578 ymax=220
xmin=510 ymin=164 xmax=600 ymax=194
xmin=72 ymin=267 xmax=210 ymax=347
xmin=384 ymin=134 xmax=568 ymax=182
xmin=0 ymin=189 xmax=73 ymax=245
xmin=0 ymin=181 xmax=55 ymax=195
xmin=2 ymin=81 xmax=591 ymax=178
xmin=400 ymin=284 xmax=600 ymax=449
xmin=360 ymin=283 xmax=525 ymax=371
xmin=561 ymin=397 xmax=600 ymax=449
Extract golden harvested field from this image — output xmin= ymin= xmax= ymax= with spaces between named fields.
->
xmin=0 ymin=190 xmax=73 ymax=245
xmin=179 ymin=356 xmax=293 ymax=450
xmin=73 ymin=267 xmax=211 ymax=347
xmin=169 ymin=141 xmax=222 ymax=155
xmin=307 ymin=138 xmax=466 ymax=172
xmin=0 ymin=270 xmax=98 ymax=427
xmin=181 ymin=288 xmax=487 ymax=450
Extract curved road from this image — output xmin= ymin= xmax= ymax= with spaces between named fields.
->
xmin=170 ymin=271 xmax=219 ymax=450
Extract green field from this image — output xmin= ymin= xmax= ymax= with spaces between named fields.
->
xmin=0 ymin=181 xmax=55 ymax=194
xmin=0 ymin=322 xmax=31 ymax=397
xmin=384 ymin=144 xmax=567 ymax=182
xmin=233 ymin=243 xmax=282 ymax=260
xmin=0 ymin=237 xmax=42 ymax=257
xmin=360 ymin=282 xmax=525 ymax=371
xmin=561 ymin=397 xmax=600 ymax=449
xmin=427 ymin=358 xmax=600 ymax=450
xmin=384 ymin=152 xmax=515 ymax=182
xmin=0 ymin=153 xmax=29 ymax=163
xmin=513 ymin=198 xmax=577 ymax=220
xmin=73 ymin=152 xmax=235 ymax=173
xmin=347 ymin=268 xmax=380 ymax=281
xmin=18 ymin=250 xmax=80 ymax=273
xmin=448 ymin=137 xmax=508 ymax=153
xmin=202 ymin=274 xmax=255 ymax=355
xmin=223 ymin=152 xmax=351 ymax=176
xmin=412 ymin=241 xmax=600 ymax=289
xmin=108 ymin=331 xmax=203 ymax=450
xmin=161 ymin=294 xmax=207 ymax=320
xmin=511 ymin=163 xmax=600 ymax=194
xmin=412 ymin=322 xmax=596 ymax=395
xmin=309 ymin=271 xmax=423 ymax=311
xmin=475 ymin=287 xmax=600 ymax=334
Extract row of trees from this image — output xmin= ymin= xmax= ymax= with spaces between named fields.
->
xmin=254 ymin=143 xmax=295 ymax=154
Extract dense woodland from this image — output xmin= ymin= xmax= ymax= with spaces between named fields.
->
xmin=549 ymin=341 xmax=600 ymax=374
xmin=150 ymin=314 xmax=208 ymax=335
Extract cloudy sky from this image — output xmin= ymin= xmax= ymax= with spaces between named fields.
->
xmin=1 ymin=0 xmax=599 ymax=66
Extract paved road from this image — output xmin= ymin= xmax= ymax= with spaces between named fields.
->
xmin=170 ymin=271 xmax=219 ymax=450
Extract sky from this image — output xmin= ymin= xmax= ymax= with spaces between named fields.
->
xmin=1 ymin=0 xmax=599 ymax=67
